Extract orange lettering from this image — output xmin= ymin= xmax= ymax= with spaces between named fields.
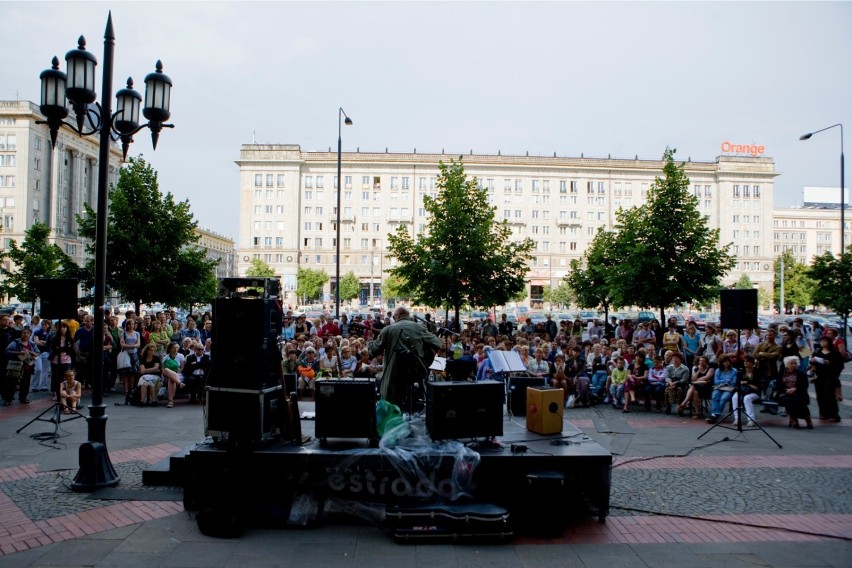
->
xmin=720 ymin=141 xmax=765 ymax=156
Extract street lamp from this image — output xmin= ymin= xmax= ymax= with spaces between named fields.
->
xmin=335 ymin=107 xmax=352 ymax=319
xmin=37 ymin=12 xmax=174 ymax=491
xmin=800 ymin=123 xmax=846 ymax=341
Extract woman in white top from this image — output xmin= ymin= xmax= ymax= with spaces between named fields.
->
xmin=119 ymin=319 xmax=141 ymax=402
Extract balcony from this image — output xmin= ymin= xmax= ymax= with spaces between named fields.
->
xmin=557 ymin=218 xmax=582 ymax=227
xmin=329 ymin=212 xmax=356 ymax=223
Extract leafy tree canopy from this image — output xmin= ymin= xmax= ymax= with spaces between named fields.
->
xmin=387 ymin=158 xmax=535 ymax=318
xmin=773 ymin=251 xmax=814 ymax=312
xmin=76 ymin=156 xmax=218 ymax=313
xmin=296 ymin=267 xmax=328 ymax=303
xmin=808 ymin=247 xmax=852 ymax=317
xmin=611 ymin=148 xmax=735 ymax=322
xmin=338 ymin=271 xmax=360 ymax=302
xmin=0 ymin=222 xmax=78 ymax=312
xmin=245 ymin=258 xmax=276 ymax=278
xmin=566 ymin=228 xmax=620 ymax=314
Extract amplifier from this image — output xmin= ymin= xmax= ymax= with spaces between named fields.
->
xmin=507 ymin=376 xmax=547 ymax=417
xmin=426 ymin=380 xmax=504 ymax=440
xmin=526 ymin=387 xmax=563 ymax=435
xmin=205 ymin=385 xmax=282 ymax=443
xmin=315 ymin=379 xmax=377 ymax=445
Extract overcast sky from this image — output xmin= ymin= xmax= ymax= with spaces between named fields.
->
xmin=5 ymin=1 xmax=851 ymax=240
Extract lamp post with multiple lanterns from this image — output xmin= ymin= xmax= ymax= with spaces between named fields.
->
xmin=37 ymin=12 xmax=173 ymax=491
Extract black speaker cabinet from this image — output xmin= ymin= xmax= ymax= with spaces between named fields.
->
xmin=507 ymin=376 xmax=547 ymax=417
xmin=211 ymin=297 xmax=282 ymax=389
xmin=38 ymin=278 xmax=79 ymax=319
xmin=426 ymin=380 xmax=504 ymax=440
xmin=204 ymin=385 xmax=282 ymax=443
xmin=315 ymin=379 xmax=377 ymax=444
xmin=720 ymin=288 xmax=758 ymax=330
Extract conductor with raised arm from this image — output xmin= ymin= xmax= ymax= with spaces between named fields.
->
xmin=368 ymin=306 xmax=441 ymax=407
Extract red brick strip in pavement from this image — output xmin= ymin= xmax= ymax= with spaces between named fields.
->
xmin=516 ymin=513 xmax=852 ymax=545
xmin=613 ymin=454 xmax=852 ymax=469
xmin=0 ymin=443 xmax=183 ymax=556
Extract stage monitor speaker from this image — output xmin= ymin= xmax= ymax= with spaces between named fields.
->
xmin=38 ymin=278 xmax=78 ymax=319
xmin=720 ymin=288 xmax=758 ymax=330
xmin=211 ymin=297 xmax=282 ymax=390
xmin=526 ymin=387 xmax=563 ymax=435
xmin=507 ymin=376 xmax=547 ymax=417
xmin=314 ymin=379 xmax=377 ymax=444
xmin=426 ymin=380 xmax=504 ymax=440
xmin=204 ymin=385 xmax=282 ymax=443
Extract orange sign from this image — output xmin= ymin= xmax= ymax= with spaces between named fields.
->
xmin=721 ymin=141 xmax=765 ymax=157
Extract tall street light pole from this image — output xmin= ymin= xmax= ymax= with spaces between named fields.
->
xmin=800 ymin=123 xmax=846 ymax=341
xmin=37 ymin=12 xmax=173 ymax=491
xmin=335 ymin=107 xmax=352 ymax=319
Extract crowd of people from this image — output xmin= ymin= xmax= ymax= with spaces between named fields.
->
xmin=0 ymin=309 xmax=212 ymax=410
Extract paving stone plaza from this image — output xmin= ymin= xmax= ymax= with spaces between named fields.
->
xmin=0 ymin=369 xmax=850 ymax=568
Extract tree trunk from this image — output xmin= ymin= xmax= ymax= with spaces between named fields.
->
xmin=660 ymin=307 xmax=666 ymax=325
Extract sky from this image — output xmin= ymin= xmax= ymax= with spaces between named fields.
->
xmin=4 ymin=1 xmax=851 ymax=241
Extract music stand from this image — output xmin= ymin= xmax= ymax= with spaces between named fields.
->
xmin=445 ymin=358 xmax=477 ymax=381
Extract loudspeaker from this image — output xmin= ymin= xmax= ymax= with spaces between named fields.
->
xmin=315 ymin=379 xmax=377 ymax=444
xmin=426 ymin=380 xmax=504 ymax=440
xmin=38 ymin=278 xmax=78 ymax=319
xmin=204 ymin=385 xmax=282 ymax=443
xmin=526 ymin=387 xmax=563 ymax=435
xmin=508 ymin=376 xmax=547 ymax=417
xmin=211 ymin=297 xmax=282 ymax=389
xmin=720 ymin=288 xmax=758 ymax=330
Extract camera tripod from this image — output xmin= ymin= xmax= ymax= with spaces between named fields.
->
xmin=698 ymin=327 xmax=782 ymax=449
xmin=17 ymin=398 xmax=86 ymax=443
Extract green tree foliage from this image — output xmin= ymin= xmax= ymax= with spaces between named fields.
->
xmin=296 ymin=267 xmax=328 ymax=303
xmin=382 ymin=273 xmax=409 ymax=303
xmin=549 ymin=280 xmax=575 ymax=309
xmin=245 ymin=258 xmax=276 ymax=278
xmin=338 ymin=271 xmax=360 ymax=302
xmin=566 ymin=228 xmax=620 ymax=316
xmin=730 ymin=273 xmax=771 ymax=312
xmin=387 ymin=158 xmax=535 ymax=318
xmin=0 ymin=222 xmax=78 ymax=311
xmin=773 ymin=251 xmax=814 ymax=312
xmin=732 ymin=274 xmax=753 ymax=289
xmin=76 ymin=156 xmax=218 ymax=314
xmin=611 ymin=148 xmax=735 ymax=322
xmin=808 ymin=248 xmax=852 ymax=318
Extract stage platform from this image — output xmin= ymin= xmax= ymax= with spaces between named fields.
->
xmin=182 ymin=410 xmax=612 ymax=537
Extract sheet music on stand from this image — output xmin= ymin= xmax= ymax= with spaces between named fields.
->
xmin=486 ymin=350 xmax=527 ymax=374
xmin=429 ymin=356 xmax=447 ymax=372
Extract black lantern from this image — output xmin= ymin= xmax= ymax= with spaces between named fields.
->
xmin=64 ymin=36 xmax=98 ymax=132
xmin=143 ymin=60 xmax=172 ymax=149
xmin=39 ymin=56 xmax=68 ymax=148
xmin=114 ymin=77 xmax=141 ymax=159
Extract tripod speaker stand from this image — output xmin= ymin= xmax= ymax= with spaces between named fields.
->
xmin=17 ymin=400 xmax=86 ymax=443
xmin=698 ymin=289 xmax=782 ymax=448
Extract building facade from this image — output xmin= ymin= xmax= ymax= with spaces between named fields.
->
xmin=194 ymin=226 xmax=236 ymax=279
xmin=236 ymin=145 xmax=779 ymax=305
xmin=0 ymin=100 xmax=123 ymax=271
xmin=773 ymin=186 xmax=850 ymax=265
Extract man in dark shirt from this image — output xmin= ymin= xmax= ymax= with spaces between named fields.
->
xmin=74 ymin=314 xmax=95 ymax=389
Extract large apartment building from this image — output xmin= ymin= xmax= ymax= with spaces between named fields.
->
xmin=0 ymin=100 xmax=123 ymax=271
xmin=236 ymin=144 xmax=779 ymax=305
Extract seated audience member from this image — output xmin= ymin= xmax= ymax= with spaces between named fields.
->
xmin=137 ymin=343 xmax=162 ymax=407
xmin=678 ymin=355 xmax=714 ymax=419
xmin=731 ymin=354 xmax=762 ymax=427
xmin=183 ymin=342 xmax=210 ymax=405
xmin=707 ymin=354 xmax=737 ymax=423
xmin=59 ymin=369 xmax=82 ymax=413
xmin=643 ymin=355 xmax=667 ymax=411
xmin=161 ymin=342 xmax=186 ymax=407
xmin=338 ymin=345 xmax=359 ymax=378
xmin=297 ymin=347 xmax=320 ymax=398
xmin=663 ymin=352 xmax=690 ymax=414
xmin=609 ymin=356 xmax=628 ymax=409
xmin=777 ymin=355 xmax=813 ymax=429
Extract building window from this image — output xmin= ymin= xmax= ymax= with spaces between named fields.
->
xmin=402 ymin=177 xmax=409 ymax=190
xmin=743 ymin=185 xmax=750 ymax=197
xmin=345 ymin=175 xmax=352 ymax=188
xmin=304 ymin=176 xmax=313 ymax=188
xmin=266 ymin=174 xmax=273 ymax=187
xmin=277 ymin=174 xmax=285 ymax=187
xmin=732 ymin=185 xmax=740 ymax=197
xmin=587 ymin=181 xmax=594 ymax=194
xmin=253 ymin=174 xmax=262 ymax=187
xmin=316 ymin=176 xmax=324 ymax=189
xmin=754 ymin=185 xmax=760 ymax=197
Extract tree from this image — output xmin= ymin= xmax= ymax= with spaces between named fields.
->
xmin=566 ymin=228 xmax=620 ymax=320
xmin=732 ymin=274 xmax=753 ymax=289
xmin=338 ymin=271 xmax=360 ymax=303
xmin=773 ymin=251 xmax=814 ymax=313
xmin=0 ymin=222 xmax=78 ymax=312
xmin=296 ymin=267 xmax=328 ymax=303
xmin=808 ymin=248 xmax=852 ymax=319
xmin=77 ymin=156 xmax=217 ymax=314
xmin=549 ymin=280 xmax=574 ymax=309
xmin=245 ymin=258 xmax=276 ymax=278
xmin=382 ymin=273 xmax=409 ymax=304
xmin=611 ymin=148 xmax=735 ymax=322
xmin=387 ymin=158 xmax=535 ymax=319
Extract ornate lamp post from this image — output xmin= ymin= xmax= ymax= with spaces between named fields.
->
xmin=37 ymin=12 xmax=174 ymax=491
xmin=335 ymin=107 xmax=352 ymax=319
xmin=800 ymin=123 xmax=846 ymax=342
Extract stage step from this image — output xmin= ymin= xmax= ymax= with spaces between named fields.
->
xmin=142 ymin=447 xmax=190 ymax=487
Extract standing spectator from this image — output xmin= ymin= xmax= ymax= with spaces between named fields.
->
xmin=544 ymin=315 xmax=558 ymax=342
xmin=498 ymin=313 xmax=514 ymax=338
xmin=31 ymin=319 xmax=53 ymax=393
xmin=73 ymin=315 xmax=95 ymax=389
xmin=810 ymin=336 xmax=843 ymax=422
xmin=753 ymin=328 xmax=781 ymax=387
xmin=49 ymin=321 xmax=74 ymax=401
xmin=3 ymin=327 xmax=38 ymax=405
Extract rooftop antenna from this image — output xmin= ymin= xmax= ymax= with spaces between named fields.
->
xmin=252 ymin=131 xmax=256 ymax=144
